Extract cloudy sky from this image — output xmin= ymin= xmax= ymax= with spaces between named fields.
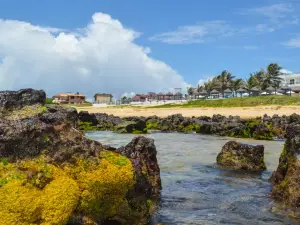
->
xmin=0 ymin=0 xmax=299 ymax=98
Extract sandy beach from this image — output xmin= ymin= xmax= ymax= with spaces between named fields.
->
xmin=74 ymin=105 xmax=300 ymax=119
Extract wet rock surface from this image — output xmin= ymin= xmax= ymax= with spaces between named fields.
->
xmin=217 ymin=141 xmax=266 ymax=171
xmin=0 ymin=89 xmax=161 ymax=225
xmin=0 ymin=88 xmax=46 ymax=110
xmin=271 ymin=124 xmax=300 ymax=208
xmin=78 ymin=112 xmax=295 ymax=140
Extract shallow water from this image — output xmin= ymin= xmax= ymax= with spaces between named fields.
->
xmin=86 ymin=131 xmax=300 ymax=225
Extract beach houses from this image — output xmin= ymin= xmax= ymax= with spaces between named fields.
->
xmin=53 ymin=93 xmax=86 ymax=104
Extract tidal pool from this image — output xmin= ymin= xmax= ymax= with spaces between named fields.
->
xmin=86 ymin=131 xmax=299 ymax=225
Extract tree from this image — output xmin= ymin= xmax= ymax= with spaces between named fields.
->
xmin=264 ymin=63 xmax=283 ymax=93
xmin=251 ymin=69 xmax=266 ymax=90
xmin=216 ymin=70 xmax=235 ymax=97
xmin=204 ymin=79 xmax=215 ymax=94
xmin=244 ymin=75 xmax=257 ymax=96
xmin=187 ymin=87 xmax=194 ymax=96
xmin=232 ymin=79 xmax=245 ymax=97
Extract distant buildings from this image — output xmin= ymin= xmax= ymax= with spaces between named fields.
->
xmin=53 ymin=93 xmax=86 ymax=104
xmin=280 ymin=73 xmax=300 ymax=93
xmin=131 ymin=92 xmax=183 ymax=102
xmin=94 ymin=93 xmax=113 ymax=104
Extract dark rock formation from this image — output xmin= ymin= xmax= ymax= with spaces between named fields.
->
xmin=271 ymin=124 xmax=300 ymax=208
xmin=0 ymin=89 xmax=161 ymax=225
xmin=0 ymin=88 xmax=45 ymax=110
xmin=217 ymin=141 xmax=266 ymax=171
xmin=116 ymin=136 xmax=161 ymax=198
xmin=77 ymin=110 xmax=299 ymax=140
xmin=115 ymin=120 xmax=146 ymax=134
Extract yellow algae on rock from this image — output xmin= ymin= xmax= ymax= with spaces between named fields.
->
xmin=41 ymin=176 xmax=80 ymax=225
xmin=72 ymin=150 xmax=135 ymax=221
xmin=0 ymin=159 xmax=80 ymax=225
xmin=0 ymin=182 xmax=41 ymax=225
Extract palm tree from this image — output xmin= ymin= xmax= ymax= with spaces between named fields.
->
xmin=187 ymin=87 xmax=194 ymax=96
xmin=244 ymin=75 xmax=257 ymax=96
xmin=251 ymin=69 xmax=266 ymax=91
xmin=264 ymin=63 xmax=283 ymax=94
xmin=232 ymin=79 xmax=245 ymax=97
xmin=204 ymin=80 xmax=216 ymax=95
xmin=216 ymin=70 xmax=235 ymax=97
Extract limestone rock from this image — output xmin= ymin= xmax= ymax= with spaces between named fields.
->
xmin=271 ymin=124 xmax=300 ymax=208
xmin=0 ymin=88 xmax=46 ymax=110
xmin=217 ymin=141 xmax=266 ymax=171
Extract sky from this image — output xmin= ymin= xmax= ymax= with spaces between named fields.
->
xmin=0 ymin=0 xmax=299 ymax=98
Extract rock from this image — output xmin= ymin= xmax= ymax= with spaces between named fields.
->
xmin=114 ymin=120 xmax=146 ymax=134
xmin=0 ymin=88 xmax=46 ymax=110
xmin=0 ymin=89 xmax=161 ymax=225
xmin=212 ymin=114 xmax=227 ymax=123
xmin=78 ymin=111 xmax=98 ymax=126
xmin=116 ymin=136 xmax=161 ymax=198
xmin=217 ymin=141 xmax=266 ymax=171
xmin=288 ymin=113 xmax=300 ymax=124
xmin=252 ymin=123 xmax=275 ymax=140
xmin=271 ymin=124 xmax=300 ymax=208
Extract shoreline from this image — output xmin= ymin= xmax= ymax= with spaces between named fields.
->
xmin=74 ymin=105 xmax=300 ymax=119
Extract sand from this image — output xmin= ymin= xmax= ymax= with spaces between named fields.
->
xmin=74 ymin=105 xmax=300 ymax=119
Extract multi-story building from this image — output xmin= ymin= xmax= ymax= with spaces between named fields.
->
xmin=53 ymin=93 xmax=86 ymax=104
xmin=94 ymin=93 xmax=113 ymax=104
xmin=280 ymin=73 xmax=300 ymax=93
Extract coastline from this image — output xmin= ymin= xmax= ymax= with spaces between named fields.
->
xmin=74 ymin=105 xmax=300 ymax=118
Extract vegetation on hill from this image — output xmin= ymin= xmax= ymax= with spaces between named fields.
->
xmin=151 ymin=95 xmax=300 ymax=108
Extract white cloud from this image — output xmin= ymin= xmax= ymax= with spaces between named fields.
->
xmin=0 ymin=13 xmax=187 ymax=98
xmin=280 ymin=69 xmax=293 ymax=74
xmin=198 ymin=76 xmax=215 ymax=86
xmin=285 ymin=36 xmax=300 ymax=47
xmin=252 ymin=3 xmax=293 ymax=20
xmin=149 ymin=21 xmax=233 ymax=44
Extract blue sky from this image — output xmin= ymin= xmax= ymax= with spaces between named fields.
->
xmin=0 ymin=0 xmax=299 ymax=96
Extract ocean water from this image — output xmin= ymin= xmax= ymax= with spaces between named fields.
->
xmin=86 ymin=131 xmax=299 ymax=225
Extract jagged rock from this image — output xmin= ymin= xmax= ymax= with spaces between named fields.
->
xmin=212 ymin=114 xmax=227 ymax=123
xmin=77 ymin=110 xmax=300 ymax=140
xmin=288 ymin=113 xmax=300 ymax=124
xmin=271 ymin=124 xmax=300 ymax=208
xmin=217 ymin=141 xmax=266 ymax=171
xmin=115 ymin=121 xmax=140 ymax=134
xmin=116 ymin=136 xmax=161 ymax=198
xmin=0 ymin=89 xmax=161 ymax=225
xmin=0 ymin=88 xmax=46 ymax=110
xmin=78 ymin=111 xmax=98 ymax=126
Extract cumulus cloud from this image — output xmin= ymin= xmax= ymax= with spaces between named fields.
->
xmin=0 ymin=13 xmax=187 ymax=98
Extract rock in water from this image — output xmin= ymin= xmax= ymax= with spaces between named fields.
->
xmin=217 ymin=141 xmax=266 ymax=171
xmin=271 ymin=124 xmax=300 ymax=208
xmin=116 ymin=136 xmax=161 ymax=198
xmin=0 ymin=88 xmax=46 ymax=110
xmin=0 ymin=89 xmax=161 ymax=225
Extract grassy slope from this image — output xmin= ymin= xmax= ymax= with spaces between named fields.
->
xmin=151 ymin=95 xmax=300 ymax=108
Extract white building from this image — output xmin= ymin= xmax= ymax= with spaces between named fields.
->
xmin=280 ymin=73 xmax=300 ymax=93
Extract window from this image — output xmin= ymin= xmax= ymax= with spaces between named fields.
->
xmin=70 ymin=96 xmax=75 ymax=99
xmin=290 ymin=79 xmax=295 ymax=85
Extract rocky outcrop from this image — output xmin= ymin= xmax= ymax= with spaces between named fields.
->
xmin=0 ymin=88 xmax=45 ymax=110
xmin=78 ymin=112 xmax=293 ymax=140
xmin=271 ymin=124 xmax=300 ymax=208
xmin=217 ymin=141 xmax=266 ymax=171
xmin=0 ymin=89 xmax=161 ymax=225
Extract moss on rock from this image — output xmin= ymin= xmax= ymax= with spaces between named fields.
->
xmin=217 ymin=141 xmax=266 ymax=171
xmin=0 ymin=151 xmax=137 ymax=225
